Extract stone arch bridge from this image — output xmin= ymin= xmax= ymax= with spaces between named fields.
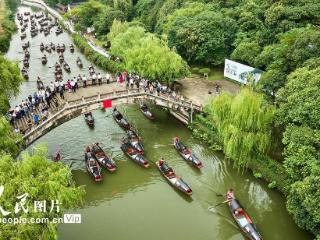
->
xmin=19 ymin=84 xmax=202 ymax=146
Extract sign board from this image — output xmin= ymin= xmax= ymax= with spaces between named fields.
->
xmin=224 ymin=59 xmax=262 ymax=84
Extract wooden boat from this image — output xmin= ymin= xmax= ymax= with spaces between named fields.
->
xmin=173 ymin=137 xmax=203 ymax=169
xmin=22 ymin=41 xmax=29 ymax=50
xmin=31 ymin=31 xmax=37 ymax=37
xmin=55 ymin=27 xmax=63 ymax=35
xmin=76 ymin=58 xmax=83 ymax=68
xmin=41 ymin=55 xmax=47 ymax=65
xmin=63 ymin=62 xmax=70 ymax=72
xmin=23 ymin=60 xmax=29 ymax=68
xmin=40 ymin=43 xmax=44 ymax=51
xmin=84 ymin=112 xmax=94 ymax=126
xmin=84 ymin=149 xmax=103 ymax=182
xmin=112 ymin=108 xmax=131 ymax=130
xmin=20 ymin=33 xmax=27 ymax=40
xmin=45 ymin=45 xmax=51 ymax=53
xmin=70 ymin=44 xmax=74 ymax=53
xmin=120 ymin=139 xmax=149 ymax=168
xmin=126 ymin=129 xmax=144 ymax=154
xmin=37 ymin=79 xmax=44 ymax=90
xmin=21 ymin=69 xmax=28 ymax=80
xmin=140 ymin=103 xmax=155 ymax=120
xmin=91 ymin=143 xmax=117 ymax=172
xmin=50 ymin=43 xmax=55 ymax=51
xmin=156 ymin=160 xmax=193 ymax=196
xmin=59 ymin=55 xmax=64 ymax=63
xmin=227 ymin=199 xmax=262 ymax=240
xmin=24 ymin=50 xmax=30 ymax=59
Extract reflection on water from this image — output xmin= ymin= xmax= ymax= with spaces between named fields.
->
xmin=14 ymin=6 xmax=313 ymax=240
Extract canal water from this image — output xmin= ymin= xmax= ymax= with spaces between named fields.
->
xmin=8 ymin=6 xmax=313 ymax=240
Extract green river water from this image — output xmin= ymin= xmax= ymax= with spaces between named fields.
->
xmin=6 ymin=6 xmax=313 ymax=240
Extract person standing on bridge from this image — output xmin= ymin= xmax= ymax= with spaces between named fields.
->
xmin=83 ymin=75 xmax=87 ymax=88
xmin=106 ymin=72 xmax=111 ymax=84
xmin=97 ymin=73 xmax=102 ymax=85
xmin=92 ymin=72 xmax=97 ymax=85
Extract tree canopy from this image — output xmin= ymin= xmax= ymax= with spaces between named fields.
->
xmin=207 ymin=88 xmax=275 ymax=169
xmin=0 ymin=145 xmax=85 ymax=240
xmin=0 ymin=55 xmax=24 ymax=114
xmin=108 ymin=21 xmax=189 ymax=83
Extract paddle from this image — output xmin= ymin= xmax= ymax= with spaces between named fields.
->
xmin=212 ymin=200 xmax=229 ymax=208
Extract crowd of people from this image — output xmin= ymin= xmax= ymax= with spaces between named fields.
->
xmin=8 ymin=66 xmax=189 ymax=135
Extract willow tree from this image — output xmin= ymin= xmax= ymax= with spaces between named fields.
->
xmin=0 ymin=145 xmax=85 ymax=240
xmin=210 ymin=88 xmax=275 ymax=168
xmin=0 ymin=55 xmax=24 ymax=113
xmin=108 ymin=21 xmax=189 ymax=83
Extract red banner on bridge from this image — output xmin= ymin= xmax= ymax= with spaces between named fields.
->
xmin=102 ymin=99 xmax=112 ymax=108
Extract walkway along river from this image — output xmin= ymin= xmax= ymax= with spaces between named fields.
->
xmin=7 ymin=5 xmax=314 ymax=240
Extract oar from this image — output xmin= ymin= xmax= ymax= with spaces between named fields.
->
xmin=212 ymin=200 xmax=229 ymax=208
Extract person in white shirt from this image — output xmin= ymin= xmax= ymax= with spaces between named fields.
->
xmin=92 ymin=73 xmax=97 ymax=85
xmin=70 ymin=79 xmax=76 ymax=92
xmin=106 ymin=72 xmax=111 ymax=83
xmin=82 ymin=75 xmax=87 ymax=87
xmin=97 ymin=73 xmax=102 ymax=85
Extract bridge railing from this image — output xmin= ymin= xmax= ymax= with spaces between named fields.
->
xmin=22 ymin=89 xmax=202 ymax=143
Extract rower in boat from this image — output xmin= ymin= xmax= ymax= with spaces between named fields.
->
xmin=173 ymin=137 xmax=203 ymax=168
xmin=139 ymin=103 xmax=155 ymax=120
xmin=120 ymin=138 xmax=149 ymax=168
xmin=53 ymin=151 xmax=61 ymax=162
xmin=126 ymin=129 xmax=144 ymax=154
xmin=59 ymin=54 xmax=64 ymax=63
xmin=24 ymin=50 xmax=30 ymax=59
xmin=156 ymin=159 xmax=193 ymax=196
xmin=224 ymin=190 xmax=263 ymax=240
xmin=89 ymin=65 xmax=95 ymax=75
xmin=50 ymin=42 xmax=55 ymax=51
xmin=85 ymin=147 xmax=103 ymax=182
xmin=20 ymin=33 xmax=27 ymax=40
xmin=61 ymin=44 xmax=66 ymax=52
xmin=23 ymin=60 xmax=29 ymax=68
xmin=37 ymin=77 xmax=44 ymax=90
xmin=21 ymin=68 xmax=29 ymax=80
xmin=76 ymin=57 xmax=83 ymax=68
xmin=41 ymin=54 xmax=47 ymax=65
xmin=22 ymin=41 xmax=29 ymax=50
xmin=91 ymin=143 xmax=117 ymax=172
xmin=112 ymin=108 xmax=131 ymax=129
xmin=56 ymin=44 xmax=61 ymax=53
xmin=70 ymin=44 xmax=74 ymax=53
xmin=63 ymin=62 xmax=71 ymax=72
xmin=45 ymin=45 xmax=51 ymax=53
xmin=40 ymin=42 xmax=44 ymax=52
xmin=84 ymin=112 xmax=94 ymax=126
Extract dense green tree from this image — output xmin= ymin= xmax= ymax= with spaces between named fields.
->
xmin=282 ymin=126 xmax=320 ymax=182
xmin=0 ymin=117 xmax=21 ymax=156
xmin=167 ymin=10 xmax=237 ymax=65
xmin=109 ymin=22 xmax=189 ymax=83
xmin=287 ymin=175 xmax=320 ymax=236
xmin=94 ymin=8 xmax=126 ymax=36
xmin=66 ymin=0 xmax=107 ymax=30
xmin=208 ymin=88 xmax=275 ymax=169
xmin=0 ymin=55 xmax=24 ymax=113
xmin=113 ymin=0 xmax=133 ymax=18
xmin=276 ymin=67 xmax=320 ymax=128
xmin=0 ymin=145 xmax=85 ymax=239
